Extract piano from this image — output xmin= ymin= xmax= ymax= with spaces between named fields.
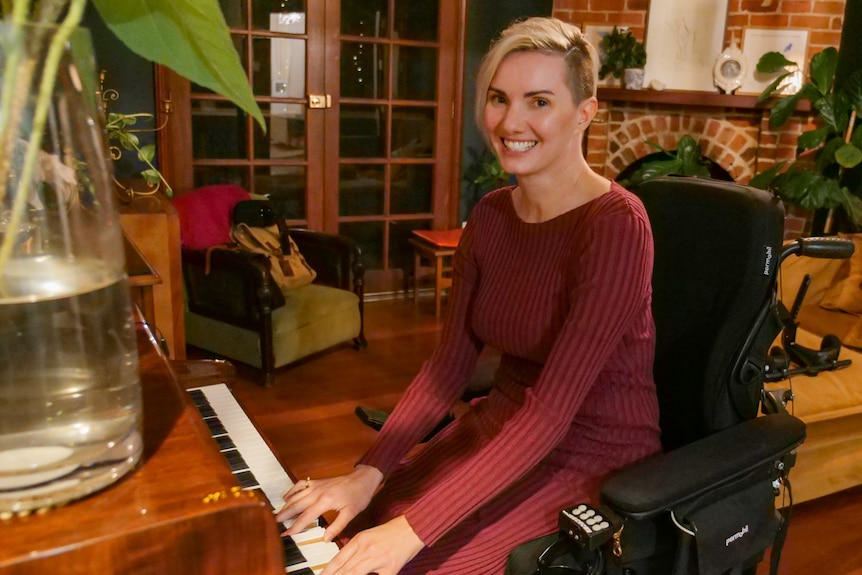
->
xmin=0 ymin=321 xmax=334 ymax=574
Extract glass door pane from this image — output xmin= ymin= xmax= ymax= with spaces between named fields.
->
xmin=336 ymin=0 xmax=441 ymax=286
xmin=188 ymin=1 xmax=315 ymax=225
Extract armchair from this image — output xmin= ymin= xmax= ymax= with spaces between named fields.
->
xmin=174 ymin=186 xmax=366 ymax=386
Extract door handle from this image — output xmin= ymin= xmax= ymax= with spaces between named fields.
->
xmin=307 ymin=94 xmax=332 ymax=109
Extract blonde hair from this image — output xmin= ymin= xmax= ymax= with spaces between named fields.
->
xmin=474 ymin=17 xmax=598 ymax=136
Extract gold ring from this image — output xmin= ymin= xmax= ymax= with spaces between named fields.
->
xmin=305 ymin=477 xmax=311 ymax=489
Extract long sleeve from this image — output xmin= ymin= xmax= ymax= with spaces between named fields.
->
xmin=359 ymin=216 xmax=485 ymax=474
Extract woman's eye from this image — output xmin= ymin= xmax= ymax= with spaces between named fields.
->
xmin=535 ymin=99 xmax=549 ymax=108
xmin=489 ymin=95 xmax=506 ymax=105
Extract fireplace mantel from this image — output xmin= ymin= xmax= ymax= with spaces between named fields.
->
xmin=597 ymin=87 xmax=811 ymax=113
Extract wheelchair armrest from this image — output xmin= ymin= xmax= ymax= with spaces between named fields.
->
xmin=600 ymin=414 xmax=805 ymax=520
xmin=181 ymin=247 xmax=286 ymax=330
xmin=289 ymin=229 xmax=364 ymax=293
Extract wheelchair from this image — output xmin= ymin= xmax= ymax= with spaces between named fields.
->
xmin=507 ymin=177 xmax=855 ymax=575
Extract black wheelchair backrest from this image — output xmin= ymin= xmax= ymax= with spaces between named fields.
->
xmin=631 ymin=177 xmax=785 ymax=451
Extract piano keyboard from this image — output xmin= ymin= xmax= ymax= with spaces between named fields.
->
xmin=187 ymin=383 xmax=339 ymax=574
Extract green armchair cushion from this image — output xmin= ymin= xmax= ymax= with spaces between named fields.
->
xmin=185 ymin=283 xmax=360 ymax=369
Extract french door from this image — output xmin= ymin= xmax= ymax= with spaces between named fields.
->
xmin=156 ymin=0 xmax=465 ymax=293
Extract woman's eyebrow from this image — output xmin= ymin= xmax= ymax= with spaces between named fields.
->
xmin=487 ymin=86 xmax=555 ymax=98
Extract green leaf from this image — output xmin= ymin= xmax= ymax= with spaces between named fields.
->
xmin=816 ymin=136 xmax=844 ymax=174
xmin=770 ymin=92 xmax=802 ymax=126
xmin=756 ymin=72 xmax=793 ymax=103
xmin=835 ymin=143 xmax=862 ymax=168
xmin=809 ymin=47 xmax=838 ymax=96
xmin=841 ymin=68 xmax=862 ymax=114
xmin=91 ymin=0 xmax=265 ymax=131
xmin=625 ymin=158 xmax=682 ymax=186
xmin=773 ymin=169 xmax=844 ymax=210
xmin=816 ymin=92 xmax=850 ymax=134
xmin=757 ymin=51 xmax=796 ymax=74
xmin=749 ymin=162 xmax=785 ymax=189
xmin=675 ymin=135 xmax=701 ymax=166
xmin=141 ymin=169 xmax=161 ymax=185
xmin=798 ymin=126 xmax=831 ymax=150
xmin=137 ymin=144 xmax=156 ymax=163
xmin=842 ymin=190 xmax=862 ymax=227
xmin=125 ymin=133 xmax=140 ymax=148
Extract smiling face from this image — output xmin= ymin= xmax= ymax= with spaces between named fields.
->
xmin=483 ymin=51 xmax=596 ymax=181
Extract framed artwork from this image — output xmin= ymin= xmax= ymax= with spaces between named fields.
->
xmin=739 ymin=28 xmax=809 ymax=95
xmin=642 ymin=0 xmax=730 ymax=91
xmin=583 ymin=23 xmax=619 ymax=87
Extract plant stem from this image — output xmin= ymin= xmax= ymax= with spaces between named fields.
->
xmin=0 ymin=0 xmax=87 ymax=278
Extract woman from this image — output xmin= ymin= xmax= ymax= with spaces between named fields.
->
xmin=276 ymin=16 xmax=661 ymax=575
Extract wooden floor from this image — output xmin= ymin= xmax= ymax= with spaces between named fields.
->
xmin=187 ymin=297 xmax=862 ymax=574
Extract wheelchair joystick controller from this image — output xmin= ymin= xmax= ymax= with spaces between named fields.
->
xmin=558 ymin=503 xmax=623 ymax=552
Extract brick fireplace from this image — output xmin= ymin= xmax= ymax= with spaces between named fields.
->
xmin=585 ymin=88 xmax=815 ymax=237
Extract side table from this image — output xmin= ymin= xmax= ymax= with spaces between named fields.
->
xmin=409 ymin=229 xmax=462 ymax=318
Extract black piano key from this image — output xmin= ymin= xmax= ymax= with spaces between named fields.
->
xmin=223 ymin=449 xmax=250 ymax=473
xmin=204 ymin=417 xmax=227 ymax=436
xmin=281 ymin=536 xmax=307 ymax=567
xmin=234 ymin=469 xmax=259 ymax=489
xmin=196 ymin=404 xmax=217 ymax=418
xmin=215 ymin=435 xmax=236 ymax=451
xmin=291 ymin=567 xmax=315 ymax=575
xmin=188 ymin=389 xmax=207 ymax=406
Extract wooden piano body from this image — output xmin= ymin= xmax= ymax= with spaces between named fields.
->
xmin=0 ymin=324 xmax=284 ymax=575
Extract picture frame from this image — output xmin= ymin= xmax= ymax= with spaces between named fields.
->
xmin=642 ymin=0 xmax=730 ymax=92
xmin=739 ymin=27 xmax=809 ymax=95
xmin=583 ymin=23 xmax=620 ymax=87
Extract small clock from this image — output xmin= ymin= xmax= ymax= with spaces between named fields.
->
xmin=714 ymin=43 xmax=747 ymax=94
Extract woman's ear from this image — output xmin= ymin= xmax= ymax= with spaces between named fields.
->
xmin=577 ymin=97 xmax=598 ymax=131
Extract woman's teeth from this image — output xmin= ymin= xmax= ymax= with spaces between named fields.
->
xmin=504 ymin=139 xmax=536 ymax=152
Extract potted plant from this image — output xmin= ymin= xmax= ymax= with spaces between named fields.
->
xmin=617 ymin=135 xmax=717 ymax=187
xmin=463 ymin=147 xmax=510 ymax=215
xmin=749 ymin=47 xmax=862 ymax=230
xmin=598 ymin=26 xmax=647 ymax=89
xmin=0 ymin=0 xmax=263 ymax=516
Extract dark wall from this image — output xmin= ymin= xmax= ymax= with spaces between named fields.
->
xmin=83 ymin=5 xmax=157 ymax=180
xmin=459 ymin=0 xmax=553 ymax=221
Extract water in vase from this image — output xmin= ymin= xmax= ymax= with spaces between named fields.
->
xmin=0 ymin=256 xmax=142 ymax=515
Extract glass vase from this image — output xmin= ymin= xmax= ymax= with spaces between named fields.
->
xmin=0 ymin=23 xmax=142 ymax=515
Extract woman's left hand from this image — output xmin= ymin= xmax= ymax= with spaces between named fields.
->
xmin=321 ymin=515 xmax=424 ymax=575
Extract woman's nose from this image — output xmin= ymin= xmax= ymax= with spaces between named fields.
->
xmin=499 ymin=103 xmax=524 ymax=132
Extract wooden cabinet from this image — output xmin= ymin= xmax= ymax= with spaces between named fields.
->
xmin=120 ymin=194 xmax=185 ymax=359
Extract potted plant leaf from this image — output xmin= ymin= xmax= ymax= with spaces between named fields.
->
xmin=598 ymin=26 xmax=647 ymax=89
xmin=749 ymin=47 xmax=862 ymax=230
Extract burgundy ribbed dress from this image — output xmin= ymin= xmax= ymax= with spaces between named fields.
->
xmin=353 ymin=183 xmax=662 ymax=574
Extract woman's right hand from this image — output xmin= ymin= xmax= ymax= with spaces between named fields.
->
xmin=275 ymin=464 xmax=384 ymax=542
